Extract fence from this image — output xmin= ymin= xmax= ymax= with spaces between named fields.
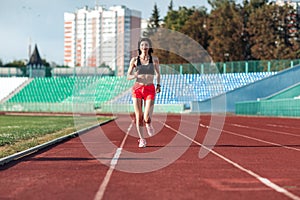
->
xmin=0 ymin=102 xmax=92 ymax=113
xmin=1 ymin=59 xmax=300 ymax=77
xmin=160 ymin=59 xmax=300 ymax=74
xmin=0 ymin=102 xmax=185 ymax=114
xmin=235 ymin=99 xmax=300 ymax=117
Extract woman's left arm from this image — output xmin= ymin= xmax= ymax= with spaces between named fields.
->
xmin=154 ymin=56 xmax=161 ymax=93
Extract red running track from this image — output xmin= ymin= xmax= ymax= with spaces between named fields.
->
xmin=0 ymin=114 xmax=299 ymax=200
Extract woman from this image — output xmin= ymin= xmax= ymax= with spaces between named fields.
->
xmin=127 ymin=37 xmax=161 ymax=148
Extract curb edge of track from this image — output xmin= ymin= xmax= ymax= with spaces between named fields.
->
xmin=0 ymin=118 xmax=115 ymax=166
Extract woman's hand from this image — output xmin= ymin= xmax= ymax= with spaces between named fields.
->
xmin=134 ymin=71 xmax=139 ymax=78
xmin=127 ymin=69 xmax=139 ymax=80
xmin=156 ymin=84 xmax=161 ymax=93
xmin=127 ymin=57 xmax=138 ymax=80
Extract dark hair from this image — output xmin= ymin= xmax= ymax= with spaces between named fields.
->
xmin=138 ymin=38 xmax=153 ymax=55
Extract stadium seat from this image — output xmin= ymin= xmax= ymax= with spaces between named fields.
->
xmin=113 ymin=72 xmax=276 ymax=105
xmin=5 ymin=72 xmax=276 ymax=107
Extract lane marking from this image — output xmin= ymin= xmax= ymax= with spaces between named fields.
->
xmin=208 ymin=124 xmax=300 ymax=152
xmin=231 ymin=123 xmax=300 ymax=138
xmin=185 ymin=119 xmax=300 ymax=152
xmin=93 ymin=122 xmax=133 ymax=200
xmin=266 ymin=123 xmax=300 ymax=130
xmin=163 ymin=121 xmax=300 ymax=200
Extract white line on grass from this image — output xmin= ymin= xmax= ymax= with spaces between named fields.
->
xmin=163 ymin=122 xmax=300 ymax=200
xmin=93 ymin=122 xmax=133 ymax=200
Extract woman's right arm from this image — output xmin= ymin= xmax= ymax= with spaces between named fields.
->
xmin=127 ymin=57 xmax=138 ymax=80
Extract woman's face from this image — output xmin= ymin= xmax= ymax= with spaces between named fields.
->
xmin=140 ymin=41 xmax=150 ymax=53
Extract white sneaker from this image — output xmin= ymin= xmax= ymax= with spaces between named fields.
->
xmin=138 ymin=139 xmax=146 ymax=148
xmin=146 ymin=124 xmax=154 ymax=136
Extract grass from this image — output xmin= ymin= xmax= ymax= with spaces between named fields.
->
xmin=0 ymin=115 xmax=112 ymax=158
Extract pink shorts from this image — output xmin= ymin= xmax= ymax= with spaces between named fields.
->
xmin=132 ymin=82 xmax=155 ymax=100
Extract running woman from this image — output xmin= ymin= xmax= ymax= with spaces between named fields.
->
xmin=127 ymin=37 xmax=161 ymax=148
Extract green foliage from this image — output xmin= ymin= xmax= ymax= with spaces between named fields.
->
xmin=208 ymin=0 xmax=234 ymax=9
xmin=143 ymin=3 xmax=161 ymax=37
xmin=55 ymin=64 xmax=70 ymax=68
xmin=42 ymin=59 xmax=50 ymax=67
xmin=168 ymin=0 xmax=173 ymax=11
xmin=99 ymin=62 xmax=109 ymax=68
xmin=249 ymin=0 xmax=268 ymax=9
xmin=248 ymin=3 xmax=299 ymax=60
xmin=181 ymin=8 xmax=209 ymax=49
xmin=158 ymin=0 xmax=300 ymax=63
xmin=4 ymin=60 xmax=26 ymax=67
xmin=208 ymin=0 xmax=245 ymax=62
xmin=163 ymin=6 xmax=195 ymax=31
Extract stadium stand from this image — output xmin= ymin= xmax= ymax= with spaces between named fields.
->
xmin=1 ymin=58 xmax=300 ymax=115
xmin=4 ymin=76 xmax=133 ymax=109
xmin=62 ymin=76 xmax=134 ymax=108
xmin=52 ymin=67 xmax=113 ymax=77
xmin=235 ymin=66 xmax=300 ymax=117
xmin=6 ymin=77 xmax=76 ymax=103
xmin=113 ymin=72 xmax=276 ymax=106
xmin=0 ymin=72 xmax=278 ymax=113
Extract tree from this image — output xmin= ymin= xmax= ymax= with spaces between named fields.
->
xmin=181 ymin=8 xmax=210 ymax=50
xmin=168 ymin=0 xmax=173 ymax=11
xmin=150 ymin=6 xmax=196 ymax=64
xmin=4 ymin=60 xmax=26 ymax=67
xmin=248 ymin=0 xmax=268 ymax=10
xmin=207 ymin=0 xmax=245 ymax=62
xmin=247 ymin=3 xmax=300 ymax=60
xmin=163 ymin=6 xmax=195 ymax=31
xmin=208 ymin=0 xmax=236 ymax=9
xmin=42 ymin=59 xmax=50 ymax=67
xmin=3 ymin=60 xmax=26 ymax=76
xmin=143 ymin=3 xmax=161 ymax=37
xmin=240 ymin=0 xmax=252 ymax=60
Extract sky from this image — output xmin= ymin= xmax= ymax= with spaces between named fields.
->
xmin=0 ymin=0 xmax=216 ymax=65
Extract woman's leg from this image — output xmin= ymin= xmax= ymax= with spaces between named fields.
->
xmin=144 ymin=99 xmax=154 ymax=123
xmin=132 ymin=97 xmax=144 ymax=139
xmin=144 ymin=99 xmax=155 ymax=135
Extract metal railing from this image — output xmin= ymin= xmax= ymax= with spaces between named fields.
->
xmin=1 ymin=59 xmax=300 ymax=77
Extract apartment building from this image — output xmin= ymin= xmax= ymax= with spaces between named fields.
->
xmin=64 ymin=5 xmax=141 ymax=76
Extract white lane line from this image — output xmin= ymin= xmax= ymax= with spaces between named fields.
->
xmin=185 ymin=119 xmax=300 ymax=152
xmin=231 ymin=123 xmax=300 ymax=138
xmin=206 ymin=124 xmax=300 ymax=152
xmin=163 ymin=122 xmax=300 ymax=200
xmin=94 ymin=122 xmax=133 ymax=200
xmin=266 ymin=123 xmax=300 ymax=130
